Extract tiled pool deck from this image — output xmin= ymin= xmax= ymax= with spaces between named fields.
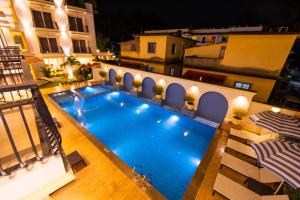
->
xmin=42 ymin=83 xmax=231 ymax=200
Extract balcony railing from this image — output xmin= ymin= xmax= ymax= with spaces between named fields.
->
xmin=33 ymin=21 xmax=59 ymax=30
xmin=69 ymin=25 xmax=89 ymax=33
xmin=40 ymin=46 xmax=63 ymax=54
xmin=65 ymin=0 xmax=86 ymax=9
xmin=0 ymin=46 xmax=67 ymax=175
xmin=73 ymin=47 xmax=91 ymax=54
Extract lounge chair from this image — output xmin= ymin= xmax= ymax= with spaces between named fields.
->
xmin=226 ymin=138 xmax=257 ymax=159
xmin=220 ymin=152 xmax=282 ymax=183
xmin=213 ymin=173 xmax=289 ymax=200
xmin=230 ymin=128 xmax=271 ymax=143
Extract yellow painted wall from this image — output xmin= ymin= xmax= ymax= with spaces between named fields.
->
xmin=137 ymin=35 xmax=168 ymax=60
xmin=185 ymin=43 xmax=225 ymax=59
xmin=182 ymin=67 xmax=276 ymax=103
xmin=221 ymin=34 xmax=297 ymax=75
xmin=121 ymin=35 xmax=196 ymax=62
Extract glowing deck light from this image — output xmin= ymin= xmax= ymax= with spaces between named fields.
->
xmin=120 ymin=102 xmax=124 ymax=107
xmin=158 ymin=79 xmax=165 ymax=86
xmin=271 ymin=107 xmax=281 ymax=113
xmin=135 ymin=74 xmax=141 ymax=80
xmin=136 ymin=110 xmax=140 ymax=114
xmin=190 ymin=85 xmax=199 ymax=94
xmin=157 ymin=120 xmax=161 ymax=124
xmin=184 ymin=131 xmax=189 ymax=137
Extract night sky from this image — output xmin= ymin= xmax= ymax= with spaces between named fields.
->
xmin=99 ymin=0 xmax=300 ymax=27
xmin=94 ymin=0 xmax=300 ymax=42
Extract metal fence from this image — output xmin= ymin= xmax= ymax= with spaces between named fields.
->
xmin=0 ymin=47 xmax=67 ymax=176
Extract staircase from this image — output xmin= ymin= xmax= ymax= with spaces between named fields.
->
xmin=0 ymin=46 xmax=73 ymax=199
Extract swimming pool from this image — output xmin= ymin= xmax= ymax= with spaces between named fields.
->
xmin=50 ymin=86 xmax=216 ymax=200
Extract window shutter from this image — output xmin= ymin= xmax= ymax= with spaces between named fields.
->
xmin=49 ymin=38 xmax=58 ymax=53
xmin=68 ymin=16 xmax=77 ymax=31
xmin=43 ymin=12 xmax=54 ymax=29
xmin=76 ymin=18 xmax=84 ymax=32
xmin=32 ymin=10 xmax=44 ymax=28
xmin=39 ymin=37 xmax=50 ymax=53
xmin=79 ymin=40 xmax=86 ymax=53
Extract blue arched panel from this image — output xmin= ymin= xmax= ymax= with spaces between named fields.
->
xmin=196 ymin=92 xmax=228 ymax=123
xmin=108 ymin=69 xmax=116 ymax=85
xmin=165 ymin=83 xmax=186 ymax=109
xmin=123 ymin=72 xmax=134 ymax=91
xmin=141 ymin=77 xmax=156 ymax=99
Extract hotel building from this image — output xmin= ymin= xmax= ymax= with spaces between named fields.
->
xmin=0 ymin=0 xmax=97 ymax=78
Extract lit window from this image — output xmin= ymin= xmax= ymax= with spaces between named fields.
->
xmin=148 ymin=42 xmax=156 ymax=53
xmin=234 ymin=81 xmax=251 ymax=90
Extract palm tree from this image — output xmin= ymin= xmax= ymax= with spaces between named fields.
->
xmin=61 ymin=56 xmax=81 ymax=67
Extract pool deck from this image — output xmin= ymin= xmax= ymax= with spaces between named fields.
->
xmin=42 ymin=83 xmax=230 ymax=200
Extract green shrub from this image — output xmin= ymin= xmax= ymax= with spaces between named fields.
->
xmin=41 ymin=66 xmax=52 ymax=78
xmin=133 ymin=79 xmax=142 ymax=88
xmin=233 ymin=107 xmax=248 ymax=120
xmin=184 ymin=93 xmax=195 ymax=104
xmin=115 ymin=74 xmax=123 ymax=82
xmin=99 ymin=70 xmax=107 ymax=78
xmin=153 ymin=84 xmax=163 ymax=95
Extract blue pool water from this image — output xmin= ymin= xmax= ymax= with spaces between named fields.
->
xmin=51 ymin=86 xmax=216 ymax=200
xmin=76 ymin=85 xmax=108 ymax=97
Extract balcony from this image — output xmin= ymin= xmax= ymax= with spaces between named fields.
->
xmin=73 ymin=47 xmax=92 ymax=54
xmin=40 ymin=46 xmax=63 ymax=54
xmin=69 ymin=25 xmax=89 ymax=33
xmin=34 ymin=21 xmax=59 ymax=31
xmin=65 ymin=0 xmax=86 ymax=9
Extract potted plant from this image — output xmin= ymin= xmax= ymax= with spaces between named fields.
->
xmin=115 ymin=74 xmax=123 ymax=86
xmin=232 ymin=107 xmax=248 ymax=125
xmin=99 ymin=70 xmax=107 ymax=82
xmin=184 ymin=93 xmax=195 ymax=110
xmin=153 ymin=84 xmax=163 ymax=99
xmin=133 ymin=79 xmax=142 ymax=93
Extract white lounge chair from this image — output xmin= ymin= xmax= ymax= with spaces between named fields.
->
xmin=213 ymin=173 xmax=289 ymax=200
xmin=230 ymin=128 xmax=271 ymax=143
xmin=221 ymin=152 xmax=282 ymax=183
xmin=226 ymin=138 xmax=257 ymax=159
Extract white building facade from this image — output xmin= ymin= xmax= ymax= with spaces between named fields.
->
xmin=0 ymin=0 xmax=97 ymax=73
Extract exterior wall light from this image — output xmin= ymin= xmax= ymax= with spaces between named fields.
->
xmin=271 ymin=107 xmax=281 ymax=113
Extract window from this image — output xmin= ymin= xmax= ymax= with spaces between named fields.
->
xmin=72 ymin=39 xmax=88 ymax=53
xmin=171 ymin=43 xmax=176 ymax=55
xmin=68 ymin=16 xmax=84 ymax=32
xmin=32 ymin=10 xmax=54 ymax=29
xmin=10 ymin=31 xmax=28 ymax=52
xmin=147 ymin=42 xmax=156 ymax=53
xmin=38 ymin=37 xmax=59 ymax=53
xmin=234 ymin=81 xmax=251 ymax=90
